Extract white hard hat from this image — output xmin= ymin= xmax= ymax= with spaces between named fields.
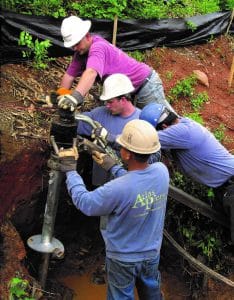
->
xmin=116 ymin=119 xmax=161 ymax=154
xmin=100 ymin=74 xmax=135 ymax=101
xmin=61 ymin=16 xmax=91 ymax=48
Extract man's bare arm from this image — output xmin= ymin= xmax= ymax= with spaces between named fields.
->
xmin=58 ymin=68 xmax=98 ymax=110
xmin=74 ymin=68 xmax=98 ymax=96
xmin=61 ymin=73 xmax=75 ymax=89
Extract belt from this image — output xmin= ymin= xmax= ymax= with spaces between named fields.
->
xmin=136 ymin=69 xmax=153 ymax=94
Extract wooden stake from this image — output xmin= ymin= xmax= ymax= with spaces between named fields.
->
xmin=112 ymin=15 xmax=118 ymax=46
xmin=228 ymin=56 xmax=234 ymax=87
xmin=226 ymin=9 xmax=234 ymax=36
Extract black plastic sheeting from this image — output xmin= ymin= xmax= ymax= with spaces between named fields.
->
xmin=1 ymin=10 xmax=233 ymax=65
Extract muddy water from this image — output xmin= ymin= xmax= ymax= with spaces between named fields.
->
xmin=61 ymin=273 xmax=107 ymax=299
xmin=60 ymin=270 xmax=191 ymax=299
xmin=61 ymin=273 xmax=139 ymax=299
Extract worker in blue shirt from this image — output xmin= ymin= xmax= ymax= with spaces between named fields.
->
xmin=58 ymin=119 xmax=169 ymax=300
xmin=140 ymin=102 xmax=234 ymax=242
xmin=77 ymin=73 xmax=160 ymax=186
xmin=77 ymin=73 xmax=141 ymax=186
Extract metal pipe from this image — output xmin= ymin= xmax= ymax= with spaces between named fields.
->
xmin=28 ymin=111 xmax=77 ymax=288
xmin=41 ymin=169 xmax=63 ymax=244
xmin=39 ymin=253 xmax=50 ymax=289
xmin=27 ymin=160 xmax=64 ymax=288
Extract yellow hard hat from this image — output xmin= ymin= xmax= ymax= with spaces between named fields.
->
xmin=116 ymin=119 xmax=160 ymax=154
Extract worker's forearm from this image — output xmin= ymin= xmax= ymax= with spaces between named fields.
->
xmin=60 ymin=73 xmax=75 ymax=89
xmin=74 ymin=68 xmax=97 ymax=96
xmin=110 ymin=165 xmax=127 ymax=178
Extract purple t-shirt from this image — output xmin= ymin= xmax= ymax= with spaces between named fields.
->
xmin=66 ymin=35 xmax=150 ymax=89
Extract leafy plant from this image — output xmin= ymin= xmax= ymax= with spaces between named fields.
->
xmin=125 ymin=0 xmax=221 ymax=19
xmin=8 ymin=277 xmax=35 ymax=300
xmin=186 ymin=20 xmax=197 ymax=32
xmin=192 ymin=0 xmax=220 ymax=14
xmin=2 ymin=0 xmax=228 ymax=18
xmin=207 ymin=188 xmax=214 ymax=199
xmin=127 ymin=50 xmax=146 ymax=62
xmin=169 ymin=75 xmax=197 ymax=101
xmin=224 ymin=0 xmax=234 ymax=9
xmin=18 ymin=31 xmax=53 ymax=69
xmin=32 ymin=0 xmax=66 ymax=17
xmin=197 ymin=233 xmax=222 ymax=261
xmin=2 ymin=0 xmax=66 ymax=16
xmin=182 ymin=225 xmax=196 ymax=245
xmin=184 ymin=112 xmax=204 ymax=125
xmin=126 ymin=0 xmax=167 ymax=19
xmin=70 ymin=0 xmax=127 ymax=19
xmin=213 ymin=124 xmax=226 ymax=142
xmin=170 ymin=171 xmax=187 ymax=189
xmin=191 ymin=91 xmax=209 ymax=110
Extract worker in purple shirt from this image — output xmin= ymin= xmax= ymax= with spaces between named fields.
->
xmin=57 ymin=15 xmax=174 ymax=112
xmin=57 ymin=119 xmax=169 ymax=300
xmin=140 ymin=102 xmax=234 ymax=242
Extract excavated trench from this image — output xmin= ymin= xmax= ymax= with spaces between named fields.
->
xmin=0 ymin=109 xmax=191 ymax=299
xmin=0 ymin=166 xmax=190 ymax=300
xmin=1 ymin=136 xmax=233 ymax=299
xmin=0 ymin=142 xmax=191 ymax=299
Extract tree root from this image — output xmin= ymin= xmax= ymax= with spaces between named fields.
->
xmin=163 ymin=229 xmax=234 ymax=288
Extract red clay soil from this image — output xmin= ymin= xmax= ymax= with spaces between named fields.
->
xmin=0 ymin=146 xmax=48 ymax=220
xmin=147 ymin=35 xmax=234 ymax=152
xmin=0 ymin=221 xmax=41 ymax=298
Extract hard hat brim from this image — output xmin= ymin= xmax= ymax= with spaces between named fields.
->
xmin=100 ymin=88 xmax=135 ymax=101
xmin=116 ymin=135 xmax=161 ymax=154
xmin=63 ymin=20 xmax=91 ymax=48
xmin=99 ymin=95 xmax=111 ymax=101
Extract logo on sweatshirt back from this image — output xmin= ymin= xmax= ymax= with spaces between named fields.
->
xmin=132 ymin=191 xmax=167 ymax=212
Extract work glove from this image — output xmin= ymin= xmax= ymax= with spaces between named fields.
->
xmin=92 ymin=151 xmax=117 ymax=172
xmin=56 ymin=87 xmax=72 ymax=96
xmin=58 ymin=90 xmax=84 ymax=112
xmin=40 ymin=88 xmax=71 ymax=108
xmin=58 ymin=146 xmax=79 ymax=172
xmin=92 ymin=125 xmax=108 ymax=140
xmin=91 ymin=125 xmax=115 ymax=143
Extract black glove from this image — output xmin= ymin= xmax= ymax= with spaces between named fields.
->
xmin=58 ymin=147 xmax=79 ymax=172
xmin=59 ymin=156 xmax=77 ymax=172
xmin=92 ymin=151 xmax=117 ymax=171
xmin=58 ymin=90 xmax=83 ymax=111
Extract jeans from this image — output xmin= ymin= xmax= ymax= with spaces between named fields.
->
xmin=214 ymin=177 xmax=234 ymax=243
xmin=106 ymin=256 xmax=163 ymax=300
xmin=136 ymin=70 xmax=175 ymax=113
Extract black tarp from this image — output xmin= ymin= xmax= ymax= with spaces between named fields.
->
xmin=0 ymin=10 xmax=233 ymax=64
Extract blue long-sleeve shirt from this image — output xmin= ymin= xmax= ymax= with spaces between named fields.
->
xmin=77 ymin=106 xmax=141 ymax=140
xmin=77 ymin=106 xmax=162 ymax=186
xmin=66 ymin=162 xmax=169 ymax=262
xmin=158 ymin=117 xmax=234 ymax=187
